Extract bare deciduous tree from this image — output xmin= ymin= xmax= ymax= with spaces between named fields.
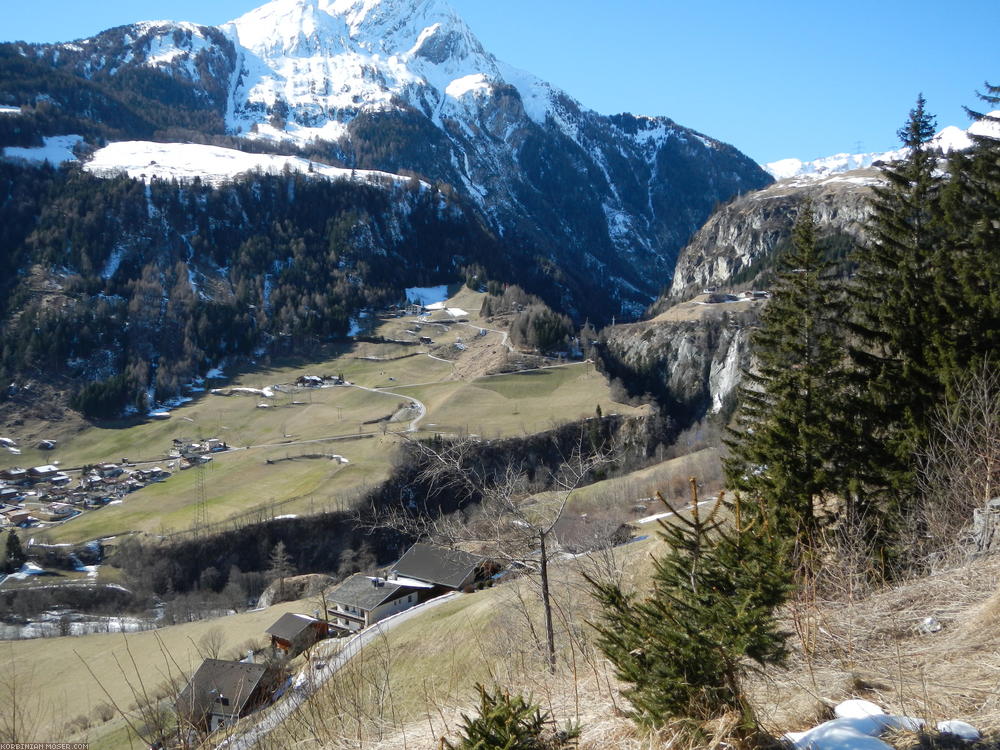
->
xmin=368 ymin=432 xmax=614 ymax=672
xmin=913 ymin=361 xmax=1000 ymax=568
xmin=196 ymin=627 xmax=226 ymax=660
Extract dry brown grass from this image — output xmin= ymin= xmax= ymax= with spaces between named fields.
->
xmin=758 ymin=553 xmax=1000 ymax=739
xmin=234 ymin=521 xmax=1000 ymax=750
xmin=886 ymin=729 xmax=1000 ymax=749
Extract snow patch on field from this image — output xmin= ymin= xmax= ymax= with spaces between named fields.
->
xmin=3 ymin=135 xmax=83 ymax=165
xmin=784 ymin=700 xmax=981 ymax=749
xmin=84 ymin=141 xmax=420 ymax=188
xmin=405 ymin=285 xmax=449 ymax=306
xmin=7 ymin=562 xmax=46 ymax=580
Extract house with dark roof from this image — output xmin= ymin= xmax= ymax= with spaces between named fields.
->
xmin=176 ymin=658 xmax=276 ymax=734
xmin=325 ymin=573 xmax=430 ymax=632
xmin=265 ymin=612 xmax=328 ymax=656
xmin=0 ymin=468 xmax=28 ymax=483
xmin=389 ymin=543 xmax=497 ymax=594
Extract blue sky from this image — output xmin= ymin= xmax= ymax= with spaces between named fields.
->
xmin=4 ymin=0 xmax=998 ymax=163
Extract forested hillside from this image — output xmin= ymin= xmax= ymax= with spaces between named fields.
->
xmin=0 ymin=164 xmax=507 ymax=416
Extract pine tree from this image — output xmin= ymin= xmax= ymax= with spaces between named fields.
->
xmin=587 ymin=486 xmax=790 ymax=735
xmin=933 ymin=84 xmax=1000 ymax=398
xmin=443 ymin=684 xmax=580 ymax=750
xmin=3 ymin=530 xmax=26 ymax=574
xmin=725 ymin=200 xmax=852 ymax=536
xmin=848 ymin=94 xmax=945 ymax=505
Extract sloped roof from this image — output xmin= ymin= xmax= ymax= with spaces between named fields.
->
xmin=392 ymin=543 xmax=485 ymax=589
xmin=176 ymin=659 xmax=268 ymax=722
xmin=327 ymin=573 xmax=413 ymax=611
xmin=265 ymin=612 xmax=319 ymax=641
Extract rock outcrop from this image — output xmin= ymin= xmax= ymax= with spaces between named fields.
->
xmin=598 ymin=296 xmax=763 ymax=424
xmin=652 ymin=169 xmax=877 ymax=312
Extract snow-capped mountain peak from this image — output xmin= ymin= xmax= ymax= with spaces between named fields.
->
xmin=764 ymin=112 xmax=1000 ymax=181
xmin=223 ymin=0 xmax=519 ymax=138
xmin=5 ymin=0 xmax=772 ymax=319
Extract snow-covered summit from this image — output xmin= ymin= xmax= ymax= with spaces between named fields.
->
xmin=221 ymin=0 xmax=554 ymax=138
xmin=12 ymin=0 xmax=771 ymax=319
xmin=765 ymin=112 xmax=1000 ymax=181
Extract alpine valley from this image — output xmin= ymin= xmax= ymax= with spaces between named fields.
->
xmin=0 ymin=0 xmax=774 ymax=416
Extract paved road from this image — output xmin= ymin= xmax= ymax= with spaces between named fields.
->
xmin=219 ymin=592 xmax=460 ymax=750
xmin=348 ymin=383 xmax=428 ymax=432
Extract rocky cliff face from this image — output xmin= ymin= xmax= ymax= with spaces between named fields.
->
xmin=652 ymin=169 xmax=877 ymax=311
xmin=598 ymin=297 xmax=763 ymax=425
xmin=610 ymin=168 xmax=877 ymax=425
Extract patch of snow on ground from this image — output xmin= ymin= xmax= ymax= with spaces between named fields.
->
xmin=0 ymin=105 xmax=20 ymax=115
xmin=84 ymin=141 xmax=416 ymax=188
xmin=406 ymin=285 xmax=449 ymax=306
xmin=101 ymin=246 xmax=127 ymax=280
xmin=937 ymin=721 xmax=981 ymax=741
xmin=3 ymin=135 xmax=83 ymax=165
xmin=8 ymin=562 xmax=46 ymax=580
xmin=205 ymin=366 xmax=225 ymax=379
xmin=784 ymin=700 xmax=984 ymax=750
xmin=834 ymin=699 xmax=884 ymax=719
xmin=496 ymin=61 xmax=553 ymax=124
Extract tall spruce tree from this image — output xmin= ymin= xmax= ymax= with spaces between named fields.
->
xmin=847 ymin=94 xmax=945 ymax=510
xmin=933 ymin=84 xmax=1000 ymax=397
xmin=587 ymin=487 xmax=790 ymax=735
xmin=725 ymin=201 xmax=852 ymax=537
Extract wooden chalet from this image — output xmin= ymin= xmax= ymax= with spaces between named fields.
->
xmin=265 ymin=612 xmax=328 ymax=656
xmin=176 ymin=659 xmax=274 ymax=734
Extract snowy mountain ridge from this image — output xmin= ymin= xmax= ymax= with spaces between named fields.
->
xmin=8 ymin=0 xmax=771 ymax=321
xmin=764 ymin=112 xmax=1000 ymax=181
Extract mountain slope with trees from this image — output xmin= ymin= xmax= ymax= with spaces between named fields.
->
xmin=0 ymin=0 xmax=771 ymax=324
